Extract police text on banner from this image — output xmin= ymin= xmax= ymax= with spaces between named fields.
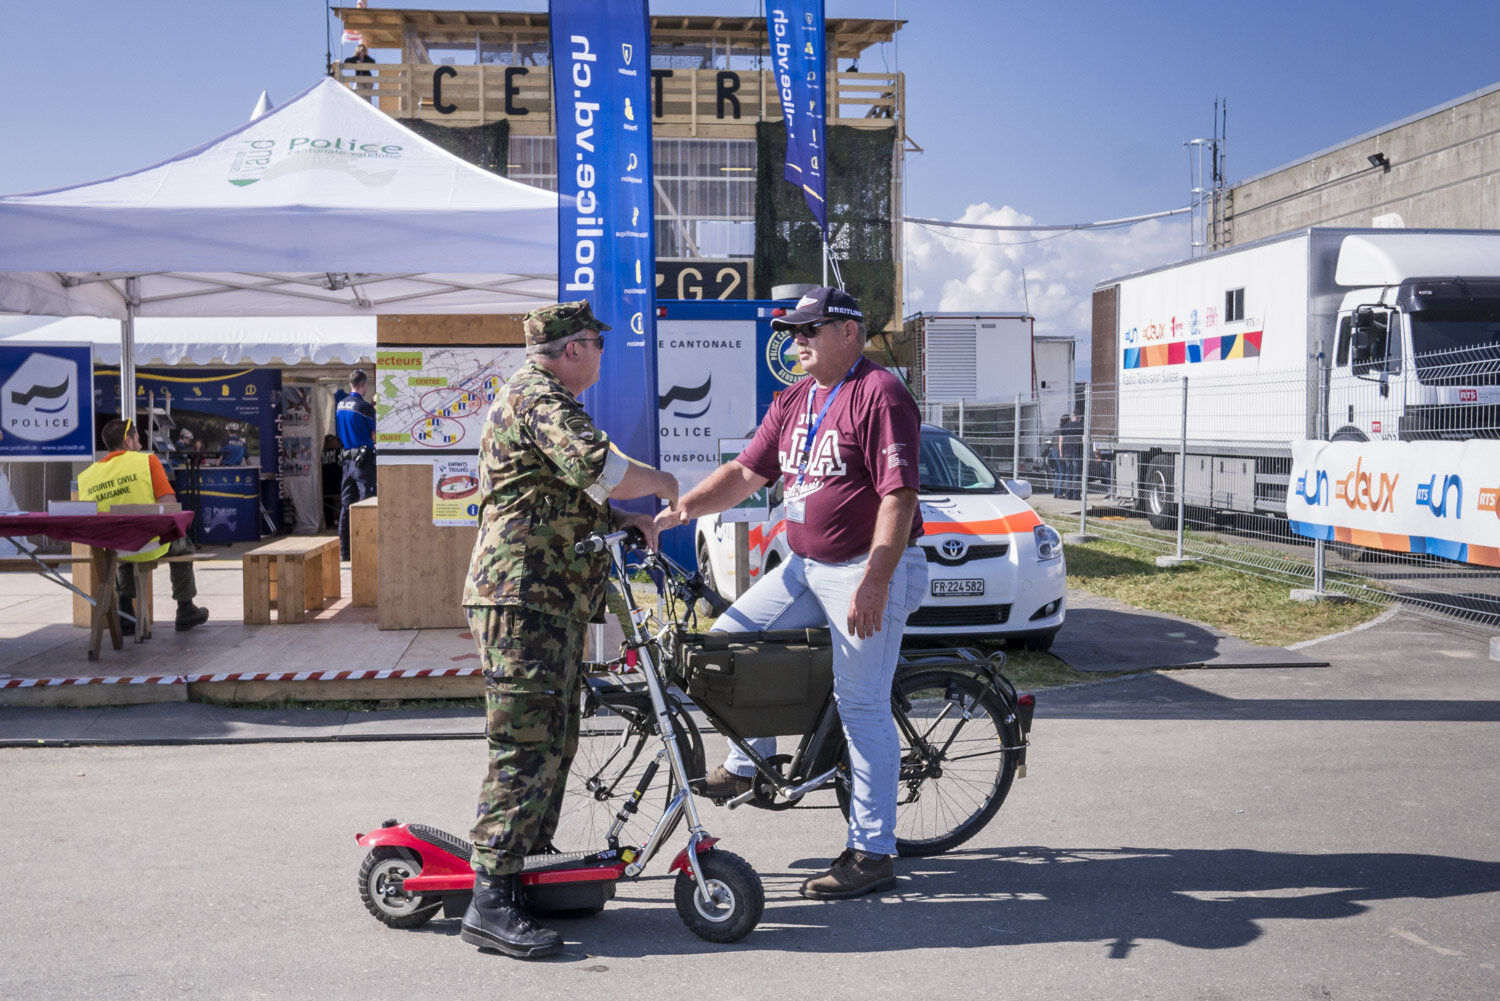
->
xmin=549 ymin=0 xmax=660 ymax=468
xmin=768 ymin=1 xmax=828 ymax=237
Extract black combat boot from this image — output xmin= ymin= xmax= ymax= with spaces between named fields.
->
xmin=174 ymin=601 xmax=210 ymax=632
xmin=460 ymin=871 xmax=562 ymax=959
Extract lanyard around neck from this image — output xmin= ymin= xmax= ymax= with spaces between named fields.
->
xmin=795 ymin=358 xmax=862 ymax=485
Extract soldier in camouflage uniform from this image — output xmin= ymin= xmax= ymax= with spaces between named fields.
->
xmin=460 ymin=299 xmax=679 ymax=960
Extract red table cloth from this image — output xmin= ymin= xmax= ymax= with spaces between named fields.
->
xmin=0 ymin=512 xmax=194 ymax=552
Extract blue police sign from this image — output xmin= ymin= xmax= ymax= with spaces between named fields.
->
xmin=0 ymin=343 xmax=95 ymax=460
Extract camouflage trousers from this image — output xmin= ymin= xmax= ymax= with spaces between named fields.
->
xmin=465 ymin=604 xmax=586 ymax=877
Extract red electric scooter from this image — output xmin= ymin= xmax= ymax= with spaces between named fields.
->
xmin=355 ymin=530 xmax=764 ymax=945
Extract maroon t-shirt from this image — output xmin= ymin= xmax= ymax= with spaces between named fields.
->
xmin=737 ymin=357 xmax=923 ymax=563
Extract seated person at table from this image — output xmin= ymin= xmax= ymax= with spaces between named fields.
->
xmin=77 ymin=419 xmax=210 ymax=635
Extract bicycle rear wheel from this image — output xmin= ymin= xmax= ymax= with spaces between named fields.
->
xmin=837 ymin=667 xmax=1021 ymax=857
xmin=551 ymin=676 xmax=705 ymax=855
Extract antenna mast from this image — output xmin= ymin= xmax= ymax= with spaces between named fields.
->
xmin=1185 ymin=99 xmax=1229 ymax=256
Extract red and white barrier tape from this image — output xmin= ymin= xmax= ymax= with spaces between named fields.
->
xmin=2 ymin=675 xmax=184 ymax=689
xmin=2 ymin=665 xmax=484 ymax=689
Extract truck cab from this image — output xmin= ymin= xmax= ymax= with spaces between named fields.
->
xmin=1331 ymin=274 xmax=1500 ymax=442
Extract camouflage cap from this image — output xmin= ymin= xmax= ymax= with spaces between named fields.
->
xmin=523 ymin=300 xmax=613 ymax=346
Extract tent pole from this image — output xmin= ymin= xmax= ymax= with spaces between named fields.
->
xmin=121 ymin=277 xmax=139 ymax=429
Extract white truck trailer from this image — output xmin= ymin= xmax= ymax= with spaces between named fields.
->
xmin=1092 ymin=227 xmax=1500 ymax=527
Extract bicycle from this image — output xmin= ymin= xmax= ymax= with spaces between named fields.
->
xmin=551 ymin=529 xmax=1036 ymax=859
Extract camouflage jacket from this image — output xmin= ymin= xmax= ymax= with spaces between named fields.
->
xmin=463 ymin=361 xmax=618 ymax=622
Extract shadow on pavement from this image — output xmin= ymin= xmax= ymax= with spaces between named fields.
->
xmin=1051 ymin=599 xmax=1328 ymax=672
xmin=1041 ymin=672 xmax=1500 ymax=723
xmin=536 ymin=845 xmax=1500 ymax=959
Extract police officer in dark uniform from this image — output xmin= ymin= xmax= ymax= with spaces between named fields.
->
xmin=335 ymin=369 xmax=378 ymax=559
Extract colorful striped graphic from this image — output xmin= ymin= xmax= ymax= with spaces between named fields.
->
xmin=1124 ymin=329 xmax=1263 ymax=370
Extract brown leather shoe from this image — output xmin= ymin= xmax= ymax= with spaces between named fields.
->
xmin=696 ymin=765 xmax=752 ymax=799
xmin=800 ymin=849 xmax=896 ymax=899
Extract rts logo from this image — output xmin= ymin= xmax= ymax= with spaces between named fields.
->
xmin=1477 ymin=486 xmax=1500 ymax=520
xmin=1414 ymin=474 xmax=1463 ymax=519
xmin=1295 ymin=469 xmax=1329 ymax=505
xmin=2 ymin=352 xmax=78 ymax=442
xmin=1460 ymin=388 xmax=1479 ymax=403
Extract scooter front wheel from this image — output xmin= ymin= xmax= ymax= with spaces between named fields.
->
xmin=359 ymin=847 xmax=443 ymax=928
xmin=673 ymin=849 xmax=763 ymax=943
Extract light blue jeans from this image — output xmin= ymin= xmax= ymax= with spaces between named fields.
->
xmin=713 ymin=546 xmax=928 ymax=856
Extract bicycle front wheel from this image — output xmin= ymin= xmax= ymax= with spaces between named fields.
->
xmin=837 ymin=668 xmax=1021 ymax=857
xmin=551 ymin=679 xmax=704 ymax=855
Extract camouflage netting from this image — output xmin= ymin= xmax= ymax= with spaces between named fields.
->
xmin=754 ymin=122 xmax=897 ymax=336
xmin=397 ymin=119 xmax=511 ymax=176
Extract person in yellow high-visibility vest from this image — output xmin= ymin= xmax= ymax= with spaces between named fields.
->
xmin=77 ymin=419 xmax=210 ymax=634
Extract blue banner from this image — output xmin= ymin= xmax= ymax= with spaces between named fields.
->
xmin=0 ymin=343 xmax=95 ymax=460
xmin=769 ymin=1 xmax=828 ymax=237
xmin=550 ymin=0 xmax=659 ymax=468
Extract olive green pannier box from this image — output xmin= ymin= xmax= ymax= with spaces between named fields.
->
xmin=675 ymin=629 xmax=835 ymax=739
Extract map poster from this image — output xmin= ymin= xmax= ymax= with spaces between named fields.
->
xmin=374 ymin=346 xmax=526 ymax=460
xmin=432 ymin=457 xmax=481 ymax=527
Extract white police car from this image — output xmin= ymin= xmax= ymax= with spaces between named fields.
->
xmin=695 ymin=424 xmax=1067 ymax=649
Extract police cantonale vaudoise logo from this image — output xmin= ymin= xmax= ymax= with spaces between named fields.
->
xmin=3 ymin=352 xmax=79 ymax=442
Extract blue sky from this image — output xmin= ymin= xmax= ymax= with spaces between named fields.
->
xmin=5 ymin=1 xmax=1499 ymax=367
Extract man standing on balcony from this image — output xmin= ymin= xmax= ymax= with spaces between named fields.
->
xmin=342 ymin=43 xmax=375 ymax=77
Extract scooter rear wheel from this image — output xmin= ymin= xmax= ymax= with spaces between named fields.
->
xmin=359 ymin=847 xmax=443 ymax=928
xmin=673 ymin=849 xmax=763 ymax=943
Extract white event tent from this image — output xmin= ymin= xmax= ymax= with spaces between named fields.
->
xmin=0 ymin=313 xmax=374 ymax=367
xmin=0 ymin=76 xmax=561 ymax=398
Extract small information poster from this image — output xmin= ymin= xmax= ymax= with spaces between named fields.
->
xmin=374 ymin=346 xmax=525 ymax=459
xmin=432 ymin=457 xmax=481 ymax=527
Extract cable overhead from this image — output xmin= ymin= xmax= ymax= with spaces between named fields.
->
xmin=902 ymin=205 xmax=1191 ymax=233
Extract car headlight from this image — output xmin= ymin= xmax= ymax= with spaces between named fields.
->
xmin=1033 ymin=523 xmax=1063 ymax=561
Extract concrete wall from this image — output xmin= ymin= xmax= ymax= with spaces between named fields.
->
xmin=1226 ymin=84 xmax=1500 ymax=246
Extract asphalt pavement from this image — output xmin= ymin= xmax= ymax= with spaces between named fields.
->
xmin=2 ymin=605 xmax=1496 ymax=1000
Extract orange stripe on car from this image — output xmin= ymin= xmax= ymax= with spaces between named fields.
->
xmin=923 ymin=511 xmax=1042 ymax=536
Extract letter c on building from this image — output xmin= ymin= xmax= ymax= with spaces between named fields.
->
xmin=433 ymin=65 xmax=458 ymax=115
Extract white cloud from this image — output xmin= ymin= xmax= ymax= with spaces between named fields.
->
xmin=904 ymin=204 xmax=1189 ymax=377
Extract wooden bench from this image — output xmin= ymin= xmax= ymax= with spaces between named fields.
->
xmin=242 ymin=536 xmax=342 ymax=624
xmin=0 ymin=554 xmax=90 ymax=571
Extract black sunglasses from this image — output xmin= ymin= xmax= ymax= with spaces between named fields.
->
xmin=787 ymin=319 xmax=841 ymax=338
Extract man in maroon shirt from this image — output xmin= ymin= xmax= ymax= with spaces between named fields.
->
xmin=659 ymin=286 xmax=928 ymax=899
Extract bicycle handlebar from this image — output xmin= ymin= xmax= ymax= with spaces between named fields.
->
xmin=574 ymin=528 xmax=644 ymax=555
xmin=574 ymin=529 xmax=731 ymax=616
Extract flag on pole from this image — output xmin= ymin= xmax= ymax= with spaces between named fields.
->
xmin=343 ymin=0 xmax=367 ymax=45
xmin=549 ymin=0 xmax=660 ymax=469
xmin=768 ymin=1 xmax=828 ymax=238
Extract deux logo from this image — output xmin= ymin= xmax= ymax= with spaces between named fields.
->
xmin=1334 ymin=456 xmax=1399 ymax=513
